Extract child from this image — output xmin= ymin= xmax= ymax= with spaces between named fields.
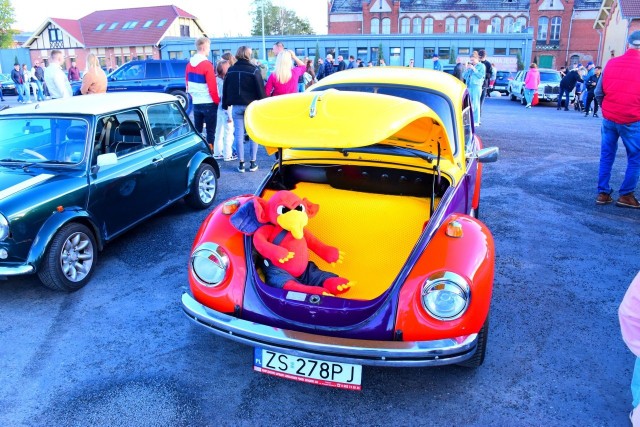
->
xmin=620 ymin=272 xmax=640 ymax=426
xmin=214 ymin=60 xmax=235 ymax=162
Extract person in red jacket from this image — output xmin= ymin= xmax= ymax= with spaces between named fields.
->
xmin=186 ymin=37 xmax=219 ymax=145
xmin=595 ymin=30 xmax=640 ymax=208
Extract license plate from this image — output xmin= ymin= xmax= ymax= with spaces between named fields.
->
xmin=253 ymin=348 xmax=362 ymax=391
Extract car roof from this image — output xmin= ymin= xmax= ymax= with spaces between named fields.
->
xmin=0 ymin=92 xmax=179 ymax=116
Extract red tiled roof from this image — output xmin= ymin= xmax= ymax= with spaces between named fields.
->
xmin=619 ymin=0 xmax=640 ymax=18
xmin=50 ymin=18 xmax=84 ymax=44
xmin=80 ymin=5 xmax=197 ymax=48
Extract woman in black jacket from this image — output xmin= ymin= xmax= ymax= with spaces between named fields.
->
xmin=222 ymin=46 xmax=266 ymax=173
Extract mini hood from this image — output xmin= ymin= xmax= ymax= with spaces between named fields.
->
xmin=245 ymin=89 xmax=453 ymax=162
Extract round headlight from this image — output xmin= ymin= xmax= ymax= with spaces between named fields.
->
xmin=421 ymin=272 xmax=470 ymax=321
xmin=0 ymin=214 xmax=9 ymax=241
xmin=190 ymin=243 xmax=229 ymax=287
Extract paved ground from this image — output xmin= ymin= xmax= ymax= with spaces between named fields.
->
xmin=0 ymin=93 xmax=638 ymax=426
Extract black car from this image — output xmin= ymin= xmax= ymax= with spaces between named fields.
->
xmin=71 ymin=60 xmax=191 ymax=111
xmin=492 ymin=71 xmax=515 ymax=94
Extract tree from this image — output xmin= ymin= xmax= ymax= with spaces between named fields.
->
xmin=449 ymin=46 xmax=456 ymax=64
xmin=0 ymin=0 xmax=16 ymax=49
xmin=251 ymin=0 xmax=314 ymax=36
xmin=378 ymin=42 xmax=384 ymax=64
xmin=516 ymin=52 xmax=525 ymax=71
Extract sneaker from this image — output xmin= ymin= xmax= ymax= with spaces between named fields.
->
xmin=223 ymin=155 xmax=237 ymax=162
xmin=584 ymin=113 xmax=589 ymax=117
xmin=213 ymin=155 xmax=224 ymax=160
xmin=564 ymin=108 xmax=569 ymax=111
xmin=616 ymin=193 xmax=640 ymax=209
xmin=249 ymin=161 xmax=258 ymax=172
xmin=557 ymin=107 xmax=561 ymax=110
xmin=596 ymin=193 xmax=613 ymax=205
xmin=237 ymin=162 xmax=245 ymax=173
xmin=526 ymin=104 xmax=531 ymax=108
xmin=593 ymin=113 xmax=599 ymax=118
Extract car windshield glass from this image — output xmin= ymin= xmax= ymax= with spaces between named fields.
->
xmin=310 ymin=83 xmax=457 ymax=155
xmin=0 ymin=117 xmax=88 ymax=164
xmin=540 ymin=72 xmax=561 ymax=83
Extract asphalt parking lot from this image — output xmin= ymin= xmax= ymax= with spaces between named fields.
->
xmin=0 ymin=93 xmax=638 ymax=426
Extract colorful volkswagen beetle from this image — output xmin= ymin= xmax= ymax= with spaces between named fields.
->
xmin=0 ymin=93 xmax=218 ymax=291
xmin=182 ymin=68 xmax=497 ymax=389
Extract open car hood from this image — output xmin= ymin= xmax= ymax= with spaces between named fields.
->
xmin=245 ymin=89 xmax=454 ymax=162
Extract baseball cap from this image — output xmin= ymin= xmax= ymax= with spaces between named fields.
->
xmin=629 ymin=30 xmax=640 ymax=47
xmin=587 ymin=61 xmax=594 ymax=66
xmin=432 ymin=53 xmax=438 ymax=58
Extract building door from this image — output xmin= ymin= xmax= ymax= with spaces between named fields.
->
xmin=404 ymin=47 xmax=415 ymax=66
xmin=539 ymin=55 xmax=553 ymax=68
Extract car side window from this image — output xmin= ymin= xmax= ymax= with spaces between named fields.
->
xmin=146 ymin=103 xmax=192 ymax=144
xmin=462 ymin=95 xmax=473 ymax=155
xmin=146 ymin=63 xmax=162 ymax=79
xmin=93 ymin=110 xmax=148 ymax=162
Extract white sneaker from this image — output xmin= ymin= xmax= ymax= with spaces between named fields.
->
xmin=632 ymin=406 xmax=639 ymax=426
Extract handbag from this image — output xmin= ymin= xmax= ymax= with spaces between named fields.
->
xmin=532 ymin=92 xmax=539 ymax=106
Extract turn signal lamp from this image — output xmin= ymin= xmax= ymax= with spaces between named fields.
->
xmin=445 ymin=220 xmax=463 ymax=238
xmin=222 ymin=200 xmax=240 ymax=215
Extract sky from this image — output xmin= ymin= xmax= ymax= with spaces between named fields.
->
xmin=12 ymin=0 xmax=329 ymax=36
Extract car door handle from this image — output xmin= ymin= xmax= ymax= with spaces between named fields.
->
xmin=152 ymin=157 xmax=163 ymax=164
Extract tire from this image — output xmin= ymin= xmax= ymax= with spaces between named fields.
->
xmin=458 ymin=316 xmax=489 ymax=368
xmin=38 ymin=223 xmax=97 ymax=292
xmin=170 ymin=90 xmax=189 ymax=110
xmin=509 ymin=91 xmax=516 ymax=101
xmin=186 ymin=163 xmax=217 ymax=209
xmin=520 ymin=92 xmax=526 ymax=105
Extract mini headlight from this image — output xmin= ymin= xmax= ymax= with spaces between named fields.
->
xmin=421 ymin=272 xmax=470 ymax=321
xmin=190 ymin=243 xmax=229 ymax=287
xmin=0 ymin=214 xmax=9 ymax=241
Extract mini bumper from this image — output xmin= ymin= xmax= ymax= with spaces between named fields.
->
xmin=182 ymin=293 xmax=478 ymax=367
xmin=0 ymin=264 xmax=35 ymax=277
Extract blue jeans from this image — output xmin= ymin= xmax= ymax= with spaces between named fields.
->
xmin=33 ymin=80 xmax=44 ymax=101
xmin=468 ymin=84 xmax=482 ymax=126
xmin=193 ymin=103 xmax=217 ymax=145
xmin=16 ymin=83 xmax=25 ymax=102
xmin=232 ymin=105 xmax=258 ymax=163
xmin=633 ymin=357 xmax=640 ymax=408
xmin=524 ymin=88 xmax=535 ymax=106
xmin=557 ymin=88 xmax=571 ymax=109
xmin=598 ymin=118 xmax=640 ymax=195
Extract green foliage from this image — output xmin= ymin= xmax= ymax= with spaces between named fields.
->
xmin=378 ymin=42 xmax=383 ymax=62
xmin=13 ymin=54 xmax=17 ymax=65
xmin=314 ymin=42 xmax=320 ymax=68
xmin=517 ymin=52 xmax=524 ymax=71
xmin=251 ymin=0 xmax=314 ymax=36
xmin=449 ymin=45 xmax=456 ymax=64
xmin=0 ymin=0 xmax=17 ymax=49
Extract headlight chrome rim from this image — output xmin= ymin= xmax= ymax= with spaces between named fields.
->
xmin=190 ymin=242 xmax=229 ymax=287
xmin=421 ymin=271 xmax=470 ymax=321
xmin=0 ymin=214 xmax=9 ymax=241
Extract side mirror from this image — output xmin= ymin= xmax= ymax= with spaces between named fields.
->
xmin=476 ymin=147 xmax=499 ymax=163
xmin=96 ymin=153 xmax=117 ymax=167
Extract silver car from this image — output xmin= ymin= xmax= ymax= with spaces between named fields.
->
xmin=508 ymin=68 xmax=571 ymax=104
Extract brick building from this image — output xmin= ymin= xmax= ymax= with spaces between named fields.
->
xmin=329 ymin=0 xmax=602 ymax=68
xmin=595 ymin=0 xmax=640 ymax=65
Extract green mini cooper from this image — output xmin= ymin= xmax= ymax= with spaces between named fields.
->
xmin=0 ymin=93 xmax=219 ymax=291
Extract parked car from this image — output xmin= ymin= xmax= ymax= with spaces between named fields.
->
xmin=492 ymin=71 xmax=515 ymax=94
xmin=182 ymin=67 xmax=498 ymax=390
xmin=508 ymin=68 xmax=570 ymax=104
xmin=0 ymin=92 xmax=219 ymax=291
xmin=1 ymin=73 xmax=16 ymax=96
xmin=71 ymin=60 xmax=192 ymax=111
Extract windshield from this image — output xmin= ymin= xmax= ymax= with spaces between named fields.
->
xmin=0 ymin=117 xmax=89 ymax=164
xmin=540 ymin=72 xmax=561 ymax=83
xmin=311 ymin=83 xmax=457 ymax=155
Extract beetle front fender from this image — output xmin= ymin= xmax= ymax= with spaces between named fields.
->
xmin=27 ymin=209 xmax=101 ymax=269
xmin=395 ymin=213 xmax=495 ymax=341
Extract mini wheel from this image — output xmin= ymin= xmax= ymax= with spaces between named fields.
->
xmin=186 ymin=163 xmax=217 ymax=209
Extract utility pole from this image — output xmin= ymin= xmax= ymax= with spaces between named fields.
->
xmin=262 ymin=0 xmax=267 ymax=62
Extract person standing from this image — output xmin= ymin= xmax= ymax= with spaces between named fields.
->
xmin=303 ymin=59 xmax=316 ymax=89
xmin=463 ymin=51 xmax=486 ymax=127
xmin=453 ymin=58 xmax=465 ymax=82
xmin=318 ymin=54 xmax=335 ymax=80
xmin=213 ymin=59 xmax=235 ymax=162
xmin=67 ymin=60 xmax=81 ymax=82
xmin=30 ymin=61 xmax=45 ymax=101
xmin=432 ymin=54 xmax=442 ymax=71
xmin=21 ymin=64 xmax=32 ymax=103
xmin=11 ymin=64 xmax=25 ymax=103
xmin=584 ymin=66 xmax=601 ymax=117
xmin=336 ymin=55 xmax=346 ymax=72
xmin=186 ymin=36 xmax=219 ymax=146
xmin=620 ymin=272 xmax=640 ymax=426
xmin=523 ymin=63 xmax=540 ymax=108
xmin=594 ymin=30 xmax=640 ymax=208
xmin=80 ymin=53 xmax=107 ymax=95
xmin=557 ymin=66 xmax=583 ymax=111
xmin=347 ymin=55 xmax=356 ymax=69
xmin=478 ymin=49 xmax=492 ymax=106
xmin=265 ymin=50 xmax=305 ymax=97
xmin=222 ymin=46 xmax=266 ymax=173
xmin=44 ymin=50 xmax=72 ymax=99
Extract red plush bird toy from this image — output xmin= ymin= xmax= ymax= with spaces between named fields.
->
xmin=231 ymin=190 xmax=353 ymax=296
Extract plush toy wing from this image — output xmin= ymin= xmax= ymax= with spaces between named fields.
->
xmin=230 ymin=199 xmax=263 ymax=235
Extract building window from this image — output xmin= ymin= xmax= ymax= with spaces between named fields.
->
xmin=357 ymin=47 xmax=367 ymax=61
xmin=550 ymin=17 xmax=561 ymax=41
xmin=325 ymin=47 xmax=335 ymax=57
xmin=570 ymin=54 xmax=580 ymax=67
xmin=295 ymin=48 xmax=305 ymax=57
xmin=381 ymin=18 xmax=390 ymax=34
xmin=157 ymin=19 xmax=167 ymax=27
xmin=371 ymin=18 xmax=379 ymax=34
xmin=457 ymin=17 xmax=467 ymax=33
xmin=445 ymin=17 xmax=455 ymax=34
xmin=143 ymin=20 xmax=153 ymax=28
xmin=490 ymin=17 xmax=501 ymax=33
xmin=48 ymin=28 xmax=63 ymax=42
xmin=504 ymin=16 xmax=514 ymax=33
xmin=400 ymin=17 xmax=410 ymax=34
xmin=494 ymin=48 xmax=507 ymax=55
xmin=180 ymin=25 xmax=190 ymax=37
xmin=515 ymin=17 xmax=527 ymax=33
xmin=424 ymin=17 xmax=433 ymax=34
xmin=371 ymin=46 xmax=379 ymax=62
xmin=537 ymin=17 xmax=549 ymax=41
xmin=438 ymin=47 xmax=450 ymax=60
xmin=458 ymin=47 xmax=470 ymax=55
xmin=168 ymin=51 xmax=183 ymax=60
xmin=509 ymin=48 xmax=522 ymax=56
xmin=95 ymin=23 xmax=105 ymax=31
xmin=308 ymin=47 xmax=316 ymax=58
xmin=423 ymin=47 xmax=435 ymax=60
xmin=108 ymin=22 xmax=118 ymax=30
xmin=412 ymin=17 xmax=421 ymax=34
xmin=469 ymin=17 xmax=479 ymax=34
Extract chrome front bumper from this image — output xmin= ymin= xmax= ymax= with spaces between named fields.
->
xmin=0 ymin=264 xmax=35 ymax=277
xmin=182 ymin=293 xmax=478 ymax=367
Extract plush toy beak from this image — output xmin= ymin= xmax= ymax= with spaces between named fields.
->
xmin=276 ymin=210 xmax=308 ymax=239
